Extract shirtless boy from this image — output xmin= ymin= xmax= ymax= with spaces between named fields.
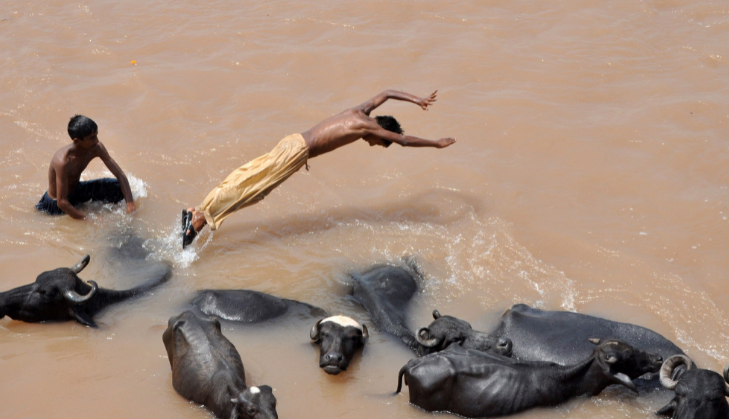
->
xmin=36 ymin=115 xmax=136 ymax=219
xmin=182 ymin=89 xmax=456 ymax=248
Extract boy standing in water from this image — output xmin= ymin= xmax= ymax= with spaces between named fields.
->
xmin=182 ymin=89 xmax=456 ymax=248
xmin=36 ymin=115 xmax=136 ymax=219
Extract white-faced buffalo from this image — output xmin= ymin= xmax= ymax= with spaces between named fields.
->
xmin=494 ymin=304 xmax=670 ymax=379
xmin=192 ymin=289 xmax=328 ymax=323
xmin=396 ymin=339 xmax=657 ymax=418
xmin=415 ymin=309 xmax=512 ymax=357
xmin=657 ymin=355 xmax=729 ymax=419
xmin=163 ymin=310 xmax=278 ymax=419
xmin=0 ymin=254 xmax=171 ymax=327
xmin=310 ymin=315 xmax=369 ymax=375
xmin=351 ymin=263 xmax=420 ymax=350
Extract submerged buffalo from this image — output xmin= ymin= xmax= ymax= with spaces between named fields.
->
xmin=415 ymin=309 xmax=512 ymax=357
xmin=493 ymin=304 xmax=676 ymax=376
xmin=163 ymin=310 xmax=278 ymax=419
xmin=310 ymin=315 xmax=369 ymax=375
xmin=658 ymin=355 xmax=729 ymax=419
xmin=350 ymin=263 xmax=420 ymax=350
xmin=192 ymin=289 xmax=328 ymax=323
xmin=0 ymin=253 xmax=171 ymax=327
xmin=397 ymin=339 xmax=659 ymax=418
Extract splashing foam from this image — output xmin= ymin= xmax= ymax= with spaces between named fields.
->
xmin=143 ymin=218 xmax=214 ymax=269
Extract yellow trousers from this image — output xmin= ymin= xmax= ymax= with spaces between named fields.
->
xmin=197 ymin=133 xmax=308 ymax=230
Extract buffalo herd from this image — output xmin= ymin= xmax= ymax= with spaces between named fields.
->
xmin=1 ymin=251 xmax=728 ymax=419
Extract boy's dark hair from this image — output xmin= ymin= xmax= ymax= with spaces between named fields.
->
xmin=68 ymin=115 xmax=98 ymax=140
xmin=375 ymin=115 xmax=403 ymax=148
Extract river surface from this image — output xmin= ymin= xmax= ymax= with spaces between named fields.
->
xmin=1 ymin=0 xmax=729 ymax=418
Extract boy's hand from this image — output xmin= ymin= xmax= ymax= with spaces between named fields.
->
xmin=436 ymin=137 xmax=456 ymax=148
xmin=418 ymin=90 xmax=438 ymax=110
xmin=126 ymin=201 xmax=137 ymax=213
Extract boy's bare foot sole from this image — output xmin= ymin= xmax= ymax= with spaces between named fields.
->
xmin=181 ymin=209 xmax=197 ymax=249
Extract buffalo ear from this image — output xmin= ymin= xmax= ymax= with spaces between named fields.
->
xmin=432 ymin=310 xmax=441 ymax=319
xmin=656 ymin=400 xmax=677 ymax=416
xmin=257 ymin=385 xmax=273 ymax=394
xmin=612 ymin=372 xmax=638 ymax=394
xmin=589 ymin=338 xmax=601 ymax=345
xmin=310 ymin=319 xmax=323 ymax=341
xmin=69 ymin=308 xmax=97 ymax=328
xmin=361 ymin=324 xmax=369 ymax=342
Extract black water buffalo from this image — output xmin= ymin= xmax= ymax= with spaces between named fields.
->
xmin=192 ymin=289 xmax=328 ymax=323
xmin=494 ymin=304 xmax=675 ymax=377
xmin=310 ymin=315 xmax=369 ymax=375
xmin=657 ymin=355 xmax=729 ymax=419
xmin=396 ymin=339 xmax=658 ymax=418
xmin=163 ymin=310 xmax=278 ymax=419
xmin=0 ymin=253 xmax=171 ymax=327
xmin=415 ymin=309 xmax=512 ymax=357
xmin=350 ymin=263 xmax=419 ymax=349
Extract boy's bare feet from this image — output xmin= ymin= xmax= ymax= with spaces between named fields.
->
xmin=181 ymin=208 xmax=207 ymax=248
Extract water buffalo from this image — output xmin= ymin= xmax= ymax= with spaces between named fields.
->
xmin=396 ymin=339 xmax=658 ymax=418
xmin=350 ymin=263 xmax=419 ymax=350
xmin=192 ymin=289 xmax=328 ymax=323
xmin=415 ymin=309 xmax=512 ymax=357
xmin=657 ymin=355 xmax=729 ymax=419
xmin=310 ymin=315 xmax=369 ymax=375
xmin=493 ymin=304 xmax=676 ymax=377
xmin=163 ymin=310 xmax=278 ymax=419
xmin=0 ymin=253 xmax=171 ymax=327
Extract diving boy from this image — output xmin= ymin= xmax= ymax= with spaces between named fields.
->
xmin=36 ymin=115 xmax=136 ymax=219
xmin=182 ymin=89 xmax=456 ymax=248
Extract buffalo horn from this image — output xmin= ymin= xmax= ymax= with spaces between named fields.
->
xmin=362 ymin=324 xmax=369 ymax=341
xmin=63 ymin=280 xmax=98 ymax=304
xmin=415 ymin=327 xmax=441 ymax=348
xmin=310 ymin=319 xmax=323 ymax=341
xmin=659 ymin=355 xmax=693 ymax=390
xmin=723 ymin=364 xmax=729 ymax=396
xmin=70 ymin=255 xmax=91 ymax=274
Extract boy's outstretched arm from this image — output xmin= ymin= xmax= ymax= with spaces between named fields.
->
xmin=98 ymin=143 xmax=136 ymax=213
xmin=369 ymin=125 xmax=456 ymax=148
xmin=55 ymin=168 xmax=86 ymax=220
xmin=357 ymin=90 xmax=438 ymax=115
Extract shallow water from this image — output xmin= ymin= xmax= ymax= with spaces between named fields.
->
xmin=1 ymin=0 xmax=729 ymax=418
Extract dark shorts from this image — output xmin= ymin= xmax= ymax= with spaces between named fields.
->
xmin=35 ymin=178 xmax=124 ymax=215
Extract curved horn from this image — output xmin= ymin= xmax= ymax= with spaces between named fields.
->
xmin=362 ymin=324 xmax=369 ymax=341
xmin=63 ymin=280 xmax=98 ymax=304
xmin=723 ymin=363 xmax=729 ymax=396
xmin=415 ymin=327 xmax=441 ymax=348
xmin=310 ymin=319 xmax=323 ymax=341
xmin=660 ymin=355 xmax=693 ymax=390
xmin=70 ymin=255 xmax=91 ymax=274
xmin=432 ymin=310 xmax=441 ymax=319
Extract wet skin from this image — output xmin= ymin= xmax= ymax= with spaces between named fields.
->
xmin=185 ymin=89 xmax=456 ymax=232
xmin=47 ymin=129 xmax=135 ymax=219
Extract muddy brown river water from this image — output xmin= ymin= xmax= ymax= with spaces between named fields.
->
xmin=1 ymin=0 xmax=729 ymax=418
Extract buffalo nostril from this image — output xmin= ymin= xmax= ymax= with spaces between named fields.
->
xmin=325 ymin=353 xmax=343 ymax=363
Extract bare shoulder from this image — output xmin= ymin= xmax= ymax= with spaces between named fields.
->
xmin=94 ymin=141 xmax=110 ymax=158
xmin=50 ymin=145 xmax=71 ymax=170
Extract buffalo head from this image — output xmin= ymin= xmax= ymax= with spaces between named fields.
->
xmin=0 ymin=255 xmax=99 ymax=326
xmin=415 ymin=310 xmax=512 ymax=357
xmin=657 ymin=355 xmax=729 ymax=419
xmin=587 ymin=337 xmax=663 ymax=380
xmin=310 ymin=315 xmax=368 ymax=375
xmin=231 ymin=385 xmax=278 ymax=419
